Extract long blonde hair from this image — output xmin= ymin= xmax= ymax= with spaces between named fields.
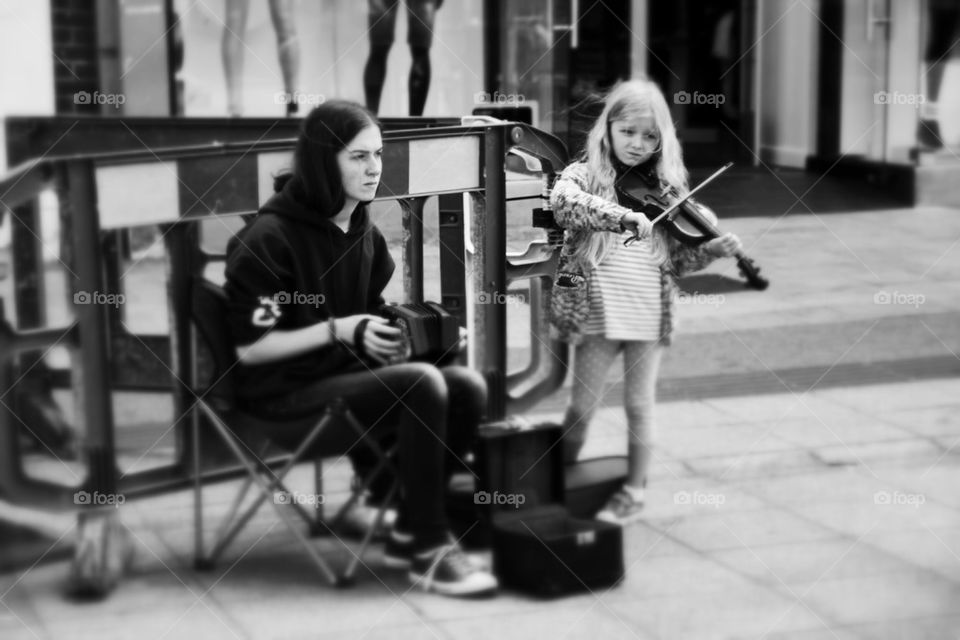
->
xmin=573 ymin=78 xmax=688 ymax=269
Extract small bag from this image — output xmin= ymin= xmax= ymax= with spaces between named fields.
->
xmin=549 ymin=249 xmax=589 ymax=341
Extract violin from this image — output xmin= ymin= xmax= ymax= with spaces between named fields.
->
xmin=615 ymin=162 xmax=769 ymax=291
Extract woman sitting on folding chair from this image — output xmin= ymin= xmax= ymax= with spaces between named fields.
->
xmin=223 ymin=99 xmax=497 ymax=597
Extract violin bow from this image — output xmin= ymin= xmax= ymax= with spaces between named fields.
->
xmin=625 ymin=162 xmax=734 ymax=245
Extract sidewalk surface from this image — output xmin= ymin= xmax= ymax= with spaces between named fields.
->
xmin=2 ymin=205 xmax=959 ymax=639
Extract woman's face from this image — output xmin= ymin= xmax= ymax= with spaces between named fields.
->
xmin=336 ymin=125 xmax=383 ymax=207
xmin=609 ymin=115 xmax=660 ymax=167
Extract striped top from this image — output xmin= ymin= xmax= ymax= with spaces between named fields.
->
xmin=550 ymin=162 xmax=718 ymax=346
xmin=583 ymin=232 xmax=663 ymax=340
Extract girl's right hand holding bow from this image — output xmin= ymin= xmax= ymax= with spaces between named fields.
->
xmin=621 ymin=210 xmax=654 ymax=245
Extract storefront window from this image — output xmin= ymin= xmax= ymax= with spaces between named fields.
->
xmin=175 ymin=0 xmax=483 ymax=118
xmin=919 ymin=0 xmax=960 ymax=155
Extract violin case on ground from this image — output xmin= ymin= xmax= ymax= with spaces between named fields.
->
xmin=468 ymin=423 xmax=624 ymax=597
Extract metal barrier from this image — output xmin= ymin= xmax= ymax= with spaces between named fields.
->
xmin=0 ymin=116 xmax=570 ymax=510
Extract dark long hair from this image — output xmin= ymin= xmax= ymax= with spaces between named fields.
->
xmin=277 ymin=100 xmax=381 ymax=215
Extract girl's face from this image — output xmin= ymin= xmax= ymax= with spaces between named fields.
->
xmin=336 ymin=125 xmax=383 ymax=207
xmin=609 ymin=115 xmax=660 ymax=167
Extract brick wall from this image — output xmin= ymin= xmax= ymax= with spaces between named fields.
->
xmin=50 ymin=0 xmax=100 ymax=114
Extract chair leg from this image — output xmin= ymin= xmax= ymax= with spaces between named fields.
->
xmin=206 ymin=471 xmax=312 ymax=564
xmin=203 ymin=436 xmax=326 ymax=565
xmin=327 ymin=445 xmax=395 ymax=529
xmin=192 ymin=404 xmax=211 ymax=570
xmin=196 ymin=401 xmax=344 ymax=586
xmin=342 ymin=477 xmax=400 ymax=582
xmin=193 ymin=399 xmax=400 ymax=588
xmin=201 ymin=442 xmax=273 ymax=566
xmin=314 ymin=458 xmax=325 ymax=522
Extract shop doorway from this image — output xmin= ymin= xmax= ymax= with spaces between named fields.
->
xmin=492 ymin=0 xmax=755 ymax=165
xmin=645 ymin=0 xmax=756 ymax=167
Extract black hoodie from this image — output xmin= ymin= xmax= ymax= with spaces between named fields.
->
xmin=223 ymin=181 xmax=395 ymax=404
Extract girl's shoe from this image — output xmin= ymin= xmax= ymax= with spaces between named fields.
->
xmin=595 ymin=489 xmax=644 ymax=525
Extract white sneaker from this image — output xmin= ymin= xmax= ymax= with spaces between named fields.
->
xmin=408 ymin=543 xmax=498 ymax=597
xmin=595 ymin=489 xmax=644 ymax=526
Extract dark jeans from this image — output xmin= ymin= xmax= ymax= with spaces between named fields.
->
xmin=256 ymin=362 xmax=486 ymax=548
xmin=353 ymin=365 xmax=485 ymax=505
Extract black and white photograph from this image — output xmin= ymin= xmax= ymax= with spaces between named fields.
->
xmin=0 ymin=0 xmax=958 ymax=638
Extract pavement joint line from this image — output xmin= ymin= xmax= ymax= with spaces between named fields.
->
xmin=532 ymin=358 xmax=960 ymax=412
xmin=653 ymin=494 xmax=958 ymax=609
xmin=708 ymin=468 xmax=960 ymax=587
xmin=636 ymin=516 xmax=849 ymax=633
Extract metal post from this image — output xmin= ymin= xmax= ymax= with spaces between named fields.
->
xmin=480 ymin=127 xmax=507 ymax=420
xmin=438 ymin=192 xmax=467 ymax=326
xmin=64 ymin=160 xmax=118 ymax=496
xmin=400 ymin=198 xmax=425 ymax=303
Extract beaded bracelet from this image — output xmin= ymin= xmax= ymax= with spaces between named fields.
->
xmin=353 ymin=318 xmax=370 ymax=359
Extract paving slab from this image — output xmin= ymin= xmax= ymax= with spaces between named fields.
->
xmin=708 ymin=538 xmax=918 ymax=586
xmin=795 ymin=571 xmax=960 ymax=627
xmin=837 ymin=616 xmax=960 ymax=640
xmin=682 ymin=449 xmax=823 ymax=479
xmin=882 ymin=405 xmax=960 ymax=437
xmin=645 ymin=507 xmax=840 ymax=552
xmin=607 ymin=585 xmax=831 ymax=640
xmin=435 ymin=605 xmax=656 ymax=640
xmin=731 ymin=467 xmax=885 ymax=504
xmin=861 ymin=528 xmax=960 ymax=583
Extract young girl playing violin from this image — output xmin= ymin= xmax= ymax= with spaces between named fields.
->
xmin=550 ymin=78 xmax=742 ymax=525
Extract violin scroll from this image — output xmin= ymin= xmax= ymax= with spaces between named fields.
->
xmin=736 ymin=255 xmax=769 ymax=291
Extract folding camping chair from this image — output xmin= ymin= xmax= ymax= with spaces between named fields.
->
xmin=189 ymin=278 xmax=398 ymax=586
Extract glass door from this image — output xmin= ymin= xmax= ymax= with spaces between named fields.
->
xmin=839 ymin=0 xmax=923 ymax=164
xmin=497 ymin=0 xmax=631 ymax=153
xmin=498 ymin=0 xmax=572 ymax=140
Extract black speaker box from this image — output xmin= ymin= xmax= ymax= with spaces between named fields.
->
xmin=474 ymin=423 xmax=624 ymax=597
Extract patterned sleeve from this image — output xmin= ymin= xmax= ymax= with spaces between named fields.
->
xmin=550 ymin=163 xmax=632 ymax=232
xmin=667 ymin=235 xmax=717 ymax=277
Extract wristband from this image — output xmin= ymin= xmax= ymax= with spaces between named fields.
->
xmin=353 ymin=318 xmax=370 ymax=358
xmin=327 ymin=317 xmax=338 ymax=344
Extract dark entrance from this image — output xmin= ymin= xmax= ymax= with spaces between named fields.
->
xmin=645 ymin=0 xmax=756 ymax=167
xmin=490 ymin=1 xmax=755 ymax=165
